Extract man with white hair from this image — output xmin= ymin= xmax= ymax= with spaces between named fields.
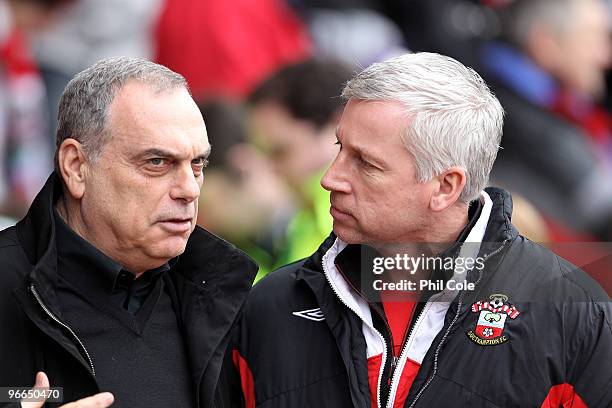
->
xmin=231 ymin=52 xmax=611 ymax=407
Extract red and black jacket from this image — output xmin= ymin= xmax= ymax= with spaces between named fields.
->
xmin=232 ymin=188 xmax=611 ymax=407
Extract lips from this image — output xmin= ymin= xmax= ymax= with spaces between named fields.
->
xmin=330 ymin=205 xmax=353 ymax=220
xmin=158 ymin=218 xmax=193 ymax=233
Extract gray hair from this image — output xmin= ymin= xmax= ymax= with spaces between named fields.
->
xmin=55 ymin=56 xmax=188 ymax=170
xmin=342 ymin=52 xmax=504 ymax=203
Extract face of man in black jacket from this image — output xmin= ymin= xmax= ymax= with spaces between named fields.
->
xmin=321 ymin=98 xmax=470 ymax=247
xmin=56 ymin=81 xmax=211 ymax=276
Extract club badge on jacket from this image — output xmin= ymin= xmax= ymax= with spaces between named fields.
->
xmin=467 ymin=294 xmax=520 ymax=346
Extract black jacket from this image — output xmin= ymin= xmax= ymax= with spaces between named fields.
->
xmin=234 ymin=188 xmax=611 ymax=407
xmin=0 ymin=173 xmax=257 ymax=407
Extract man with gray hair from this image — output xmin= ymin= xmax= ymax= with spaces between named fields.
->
xmin=231 ymin=52 xmax=611 ymax=407
xmin=0 ymin=57 xmax=257 ymax=407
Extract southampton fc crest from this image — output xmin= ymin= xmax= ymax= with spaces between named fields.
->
xmin=466 ymin=294 xmax=520 ymax=346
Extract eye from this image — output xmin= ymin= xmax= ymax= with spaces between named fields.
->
xmin=191 ymin=157 xmax=209 ymax=176
xmin=359 ymin=157 xmax=375 ymax=168
xmin=143 ymin=157 xmax=171 ymax=175
xmin=191 ymin=157 xmax=209 ymax=167
xmin=149 ymin=158 xmax=166 ymax=166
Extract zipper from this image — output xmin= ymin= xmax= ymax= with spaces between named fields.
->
xmin=385 ymin=302 xmax=426 ymax=408
xmin=405 ymin=292 xmax=465 ymax=408
xmin=30 ymin=284 xmax=96 ymax=376
xmin=334 ymin=261 xmax=396 ymax=408
xmin=368 ymin=301 xmax=395 ymax=383
xmin=391 ymin=356 xmax=399 ymax=369
xmin=405 ymin=239 xmax=509 ymax=408
xmin=323 ymin=254 xmax=388 ymax=408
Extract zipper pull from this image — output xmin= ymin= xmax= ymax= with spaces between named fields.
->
xmin=391 ymin=355 xmax=399 ymax=369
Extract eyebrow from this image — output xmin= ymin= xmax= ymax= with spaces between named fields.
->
xmin=358 ymin=148 xmax=385 ymax=168
xmin=335 ymin=128 xmax=386 ymax=169
xmin=138 ymin=146 xmax=211 ymax=161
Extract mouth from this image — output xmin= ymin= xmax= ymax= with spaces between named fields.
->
xmin=330 ymin=205 xmax=353 ymax=220
xmin=158 ymin=218 xmax=193 ymax=233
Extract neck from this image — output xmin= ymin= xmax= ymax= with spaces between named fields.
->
xmin=424 ymin=204 xmax=470 ymax=243
xmin=374 ymin=203 xmax=470 ymax=258
xmin=371 ymin=204 xmax=470 ymax=289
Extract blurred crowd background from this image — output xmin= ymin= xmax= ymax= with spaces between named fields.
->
xmin=1 ymin=0 xmax=612 ymax=283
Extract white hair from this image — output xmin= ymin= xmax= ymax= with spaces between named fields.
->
xmin=342 ymin=52 xmax=504 ymax=203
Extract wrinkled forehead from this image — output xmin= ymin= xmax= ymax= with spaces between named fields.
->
xmin=109 ymin=82 xmax=200 ymax=125
xmin=338 ymin=99 xmax=408 ymax=143
xmin=106 ymin=83 xmax=209 ymax=153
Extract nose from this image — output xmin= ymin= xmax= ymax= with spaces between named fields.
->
xmin=321 ymin=154 xmax=351 ymax=193
xmin=170 ymin=164 xmax=201 ymax=203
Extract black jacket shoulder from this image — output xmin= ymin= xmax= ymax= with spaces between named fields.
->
xmin=0 ymin=226 xmax=32 ymax=294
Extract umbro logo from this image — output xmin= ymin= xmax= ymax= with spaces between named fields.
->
xmin=292 ymin=307 xmax=325 ymax=322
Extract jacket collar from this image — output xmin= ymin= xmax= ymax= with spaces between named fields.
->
xmin=17 ymin=173 xmax=59 ymax=265
xmin=481 ymin=187 xmax=518 ymax=242
xmin=16 ymin=173 xmax=63 ymax=313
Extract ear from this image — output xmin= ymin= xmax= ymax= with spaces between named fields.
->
xmin=429 ymin=167 xmax=467 ymax=212
xmin=57 ymin=138 xmax=88 ymax=200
